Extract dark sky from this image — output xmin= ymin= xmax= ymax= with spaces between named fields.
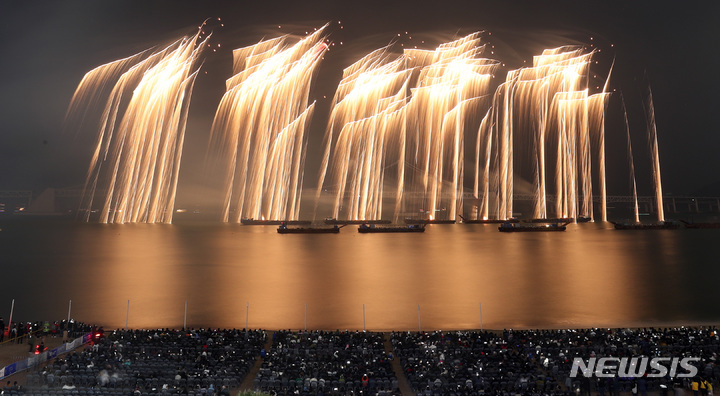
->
xmin=1 ymin=0 xmax=718 ymax=206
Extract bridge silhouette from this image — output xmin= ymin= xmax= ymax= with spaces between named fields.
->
xmin=1 ymin=189 xmax=718 ymax=215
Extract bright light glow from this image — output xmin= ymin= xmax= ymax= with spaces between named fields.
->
xmin=474 ymin=45 xmax=611 ymax=221
xmin=69 ymin=33 xmax=208 ymax=224
xmin=317 ymin=33 xmax=498 ymax=222
xmin=211 ymin=26 xmax=328 ymax=222
xmin=68 ymin=27 xmax=651 ymax=225
xmin=645 ymin=86 xmax=665 ymax=222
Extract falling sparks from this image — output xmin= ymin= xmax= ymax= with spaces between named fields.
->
xmin=316 ymin=35 xmax=620 ymax=223
xmin=69 ymin=34 xmax=208 ymax=224
xmin=211 ymin=25 xmax=329 ymax=222
xmin=68 ymin=23 xmax=663 ymax=225
xmin=317 ymin=33 xmax=499 ymax=221
xmin=644 ymin=85 xmax=665 ymax=222
xmin=472 ymin=45 xmax=612 ymax=221
xmin=620 ymin=93 xmax=640 ymax=223
xmin=316 ymin=45 xmax=413 ymax=221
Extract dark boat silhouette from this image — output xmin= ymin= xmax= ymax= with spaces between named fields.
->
xmin=459 ymin=215 xmax=518 ymax=224
xmin=680 ymin=220 xmax=720 ymax=229
xmin=498 ymin=222 xmax=567 ymax=232
xmin=324 ymin=218 xmax=391 ymax=225
xmin=530 ymin=216 xmax=591 ymax=223
xmin=242 ymin=218 xmax=311 ymax=225
xmin=404 ymin=218 xmax=456 ymax=225
xmin=277 ymin=223 xmax=340 ymax=234
xmin=612 ymin=221 xmax=680 ymax=230
xmin=358 ymin=223 xmax=426 ymax=233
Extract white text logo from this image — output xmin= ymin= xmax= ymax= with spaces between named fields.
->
xmin=570 ymin=357 xmax=699 ymax=378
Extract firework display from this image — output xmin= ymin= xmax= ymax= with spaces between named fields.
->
xmin=69 ymin=33 xmax=208 ymax=224
xmin=68 ymin=23 xmax=664 ymax=224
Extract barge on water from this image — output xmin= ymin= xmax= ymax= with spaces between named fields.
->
xmin=404 ymin=218 xmax=456 ymax=225
xmin=358 ymin=224 xmax=426 ymax=233
xmin=324 ymin=218 xmax=391 ymax=225
xmin=242 ymin=218 xmax=311 ymax=226
xmin=459 ymin=215 xmax=518 ymax=224
xmin=277 ymin=223 xmax=340 ymax=234
xmin=680 ymin=220 xmax=720 ymax=229
xmin=612 ymin=221 xmax=680 ymax=230
xmin=498 ymin=222 xmax=567 ymax=232
xmin=530 ymin=216 xmax=591 ymax=223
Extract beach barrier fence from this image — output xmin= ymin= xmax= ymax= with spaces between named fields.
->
xmin=0 ymin=333 xmax=91 ymax=380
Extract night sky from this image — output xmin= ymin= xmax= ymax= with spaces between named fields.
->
xmin=1 ymin=1 xmax=718 ymax=208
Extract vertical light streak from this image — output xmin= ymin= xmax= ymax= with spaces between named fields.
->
xmin=70 ymin=35 xmax=207 ymax=223
xmin=597 ymin=58 xmax=614 ymax=222
xmin=472 ymin=46 xmax=603 ymax=221
xmin=212 ymin=27 xmax=328 ymax=222
xmin=317 ymin=33 xmax=497 ymax=221
xmin=317 ymin=47 xmax=411 ymax=221
xmin=645 ymin=86 xmax=665 ymax=222
xmin=588 ymin=91 xmax=609 ymax=221
xmin=69 ymin=28 xmax=661 ymax=225
xmin=578 ymin=91 xmax=592 ymax=219
xmin=620 ymin=94 xmax=640 ymax=223
xmin=479 ymin=110 xmax=493 ymax=220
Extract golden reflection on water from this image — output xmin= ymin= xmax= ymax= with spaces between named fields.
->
xmin=86 ymin=224 xmax=187 ymax=327
xmin=2 ymin=218 xmax=715 ymax=330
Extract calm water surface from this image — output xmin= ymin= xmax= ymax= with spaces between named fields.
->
xmin=0 ymin=216 xmax=718 ymax=330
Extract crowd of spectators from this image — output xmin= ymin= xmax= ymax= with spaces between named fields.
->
xmin=1 ymin=319 xmax=93 ymax=345
xmin=23 ymin=328 xmax=266 ymax=396
xmin=3 ymin=326 xmax=720 ymax=396
xmin=255 ymin=330 xmax=397 ymax=395
xmin=392 ymin=327 xmax=720 ymax=395
xmin=393 ymin=330 xmax=555 ymax=395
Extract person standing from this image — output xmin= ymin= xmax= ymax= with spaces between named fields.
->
xmin=692 ymin=377 xmax=700 ymax=396
xmin=27 ymin=333 xmax=34 ymax=353
xmin=0 ymin=317 xmax=4 ymax=342
xmin=16 ymin=322 xmax=24 ymax=344
xmin=701 ymin=377 xmax=710 ymax=396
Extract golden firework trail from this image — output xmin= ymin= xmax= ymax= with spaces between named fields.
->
xmin=595 ymin=58 xmax=614 ymax=222
xmin=68 ymin=25 xmax=650 ymax=224
xmin=475 ymin=45 xmax=611 ymax=221
xmin=474 ymin=109 xmax=493 ymax=220
xmin=406 ymin=44 xmax=498 ymax=220
xmin=317 ymin=46 xmax=413 ymax=221
xmin=69 ymin=33 xmax=208 ymax=224
xmin=588 ymin=90 xmax=610 ymax=221
xmin=212 ymin=26 xmax=328 ymax=222
xmin=318 ymin=33 xmax=498 ymax=221
xmin=644 ymin=85 xmax=665 ymax=222
xmin=620 ymin=93 xmax=641 ymax=223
